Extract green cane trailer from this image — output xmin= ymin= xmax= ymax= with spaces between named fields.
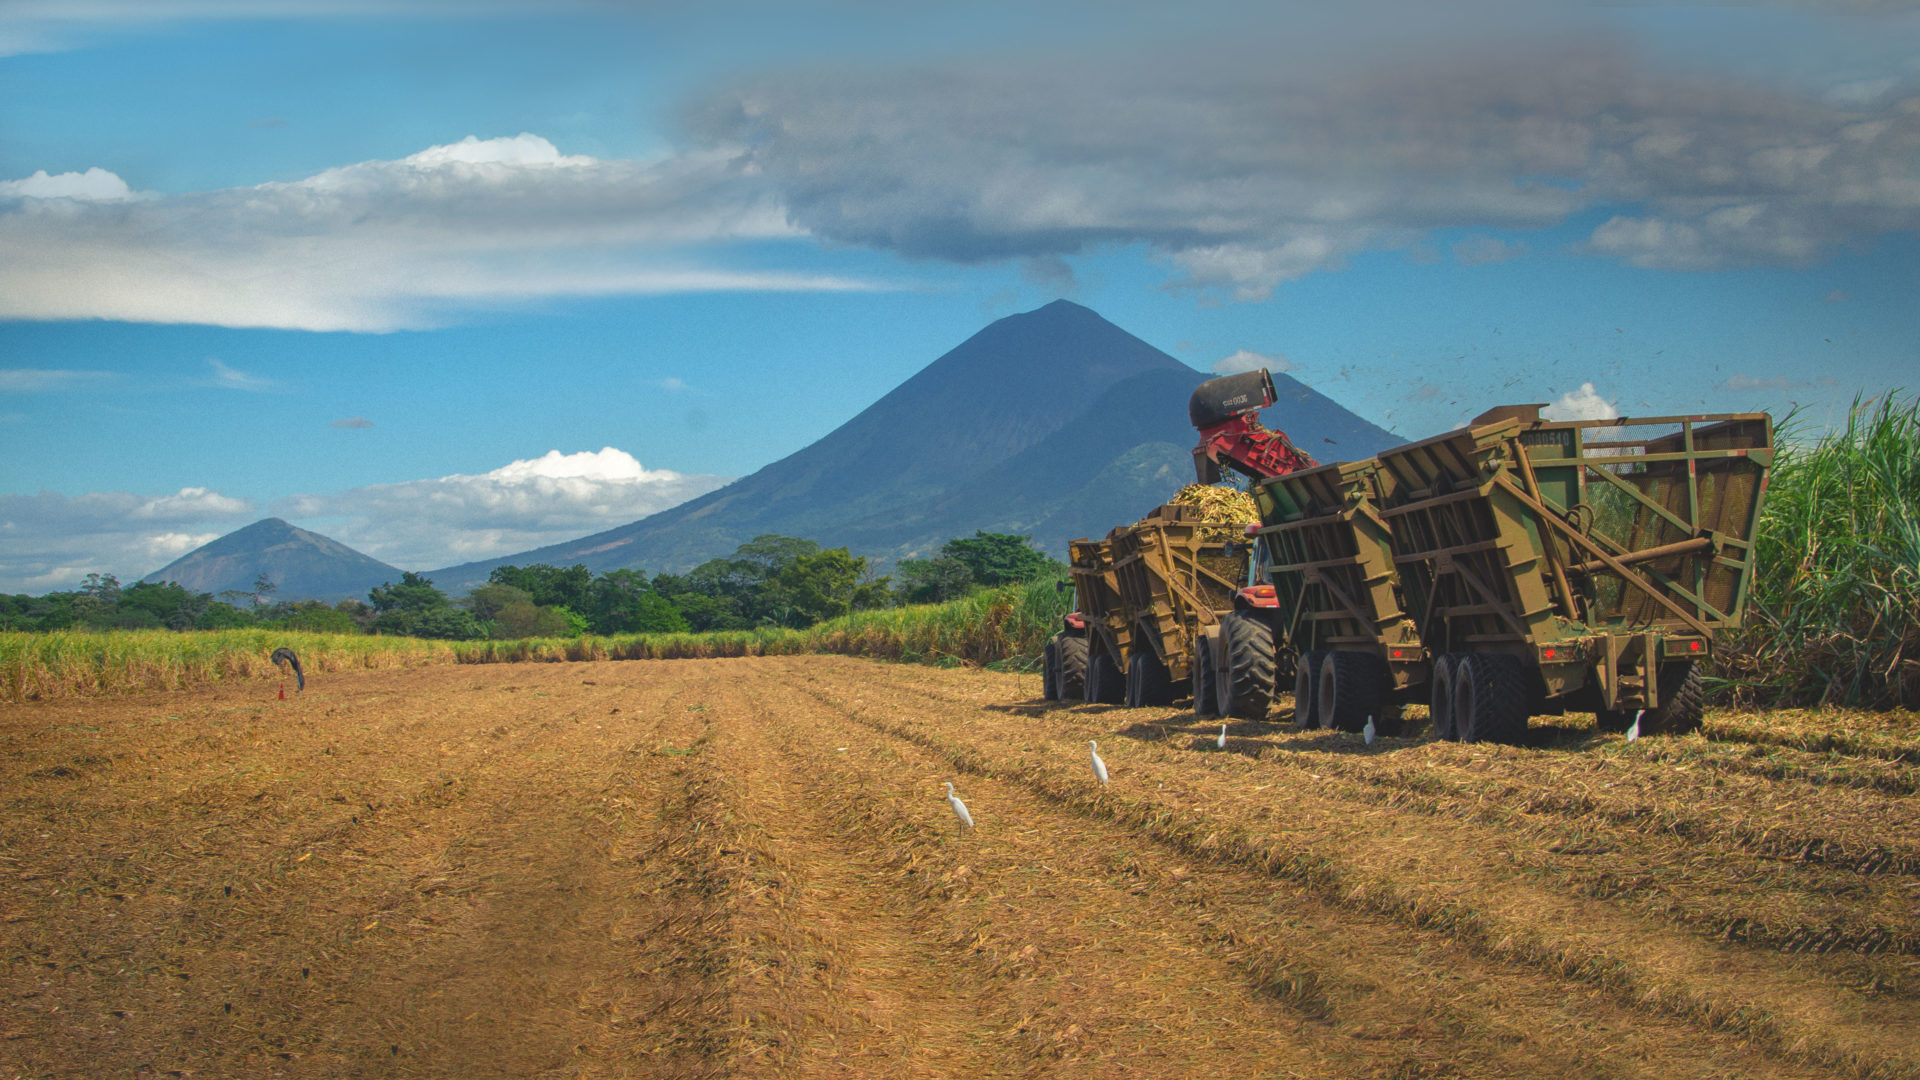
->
xmin=1374 ymin=404 xmax=1773 ymax=743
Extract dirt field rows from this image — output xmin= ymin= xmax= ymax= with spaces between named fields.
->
xmin=4 ymin=655 xmax=1917 ymax=1079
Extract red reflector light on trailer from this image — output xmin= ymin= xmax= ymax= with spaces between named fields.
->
xmin=1244 ymin=523 xmax=1261 ymax=538
xmin=1391 ymin=649 xmax=1403 ymax=659
xmin=1543 ymin=647 xmax=1556 ymax=660
xmin=1691 ymin=640 xmax=1702 ymax=652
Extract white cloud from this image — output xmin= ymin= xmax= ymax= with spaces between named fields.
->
xmin=0 ymin=167 xmax=136 ymax=201
xmin=331 ymin=416 xmax=375 ymax=429
xmin=0 ymin=134 xmax=881 ymax=331
xmin=204 ymin=358 xmax=275 ymax=391
xmin=1543 ymin=382 xmax=1619 ymax=421
xmin=1211 ymin=349 xmax=1292 ymax=376
xmin=272 ymin=447 xmax=731 ymax=570
xmin=0 ymin=487 xmax=257 ymax=593
xmin=0 ymin=449 xmax=729 ymax=593
xmin=0 ymin=368 xmax=115 ymax=391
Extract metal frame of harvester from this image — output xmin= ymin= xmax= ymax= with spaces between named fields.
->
xmin=1374 ymin=404 xmax=1772 ymax=741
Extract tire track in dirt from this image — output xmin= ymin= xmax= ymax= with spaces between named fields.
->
xmin=797 ymin=657 xmax=1919 ymax=1080
xmin=765 ymin=657 xmax=1835 ymax=1080
xmin=875 ymin=665 xmax=1920 ymax=980
xmin=2 ymin=663 xmax=722 ymax=1078
xmin=684 ymin=666 xmax=1024 ymax=1078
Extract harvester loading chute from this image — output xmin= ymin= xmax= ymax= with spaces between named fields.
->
xmin=1189 ymin=369 xmax=1318 ymax=484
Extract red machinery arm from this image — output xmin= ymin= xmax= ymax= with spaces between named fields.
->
xmin=1189 ymin=369 xmax=1318 ymax=484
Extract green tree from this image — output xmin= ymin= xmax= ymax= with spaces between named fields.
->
xmin=491 ymin=601 xmax=574 ymax=638
xmin=778 ymin=548 xmax=863 ymax=625
xmin=487 ymin=564 xmax=593 ymax=612
xmin=942 ymin=532 xmax=1059 ymax=586
xmin=588 ymin=570 xmax=688 ymax=633
xmin=464 ymin=583 xmax=534 ymax=623
xmin=368 ymin=572 xmax=483 ymax=639
xmin=894 ymin=556 xmax=974 ymax=604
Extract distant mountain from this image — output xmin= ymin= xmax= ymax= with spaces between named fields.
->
xmin=430 ymin=300 xmax=1399 ymax=591
xmin=142 ymin=518 xmax=404 ymax=603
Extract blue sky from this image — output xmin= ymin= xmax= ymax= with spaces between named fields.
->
xmin=2 ymin=0 xmax=1915 ymax=593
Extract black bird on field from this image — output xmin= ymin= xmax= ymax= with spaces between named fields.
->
xmin=270 ymin=647 xmax=304 ymax=692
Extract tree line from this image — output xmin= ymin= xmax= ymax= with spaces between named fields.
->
xmin=0 ymin=532 xmax=1063 ymax=639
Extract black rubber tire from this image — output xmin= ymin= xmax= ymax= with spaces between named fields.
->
xmin=1085 ymin=648 xmax=1126 ymax=705
xmin=1217 ymin=613 xmax=1276 ymax=720
xmin=1318 ymin=650 xmax=1387 ymax=733
xmin=1455 ymin=653 xmax=1529 ymax=745
xmin=1429 ymin=654 xmax=1459 ymax=741
xmin=1640 ymin=661 xmax=1705 ymax=736
xmin=1293 ymin=650 xmax=1327 ymax=729
xmin=1123 ymin=650 xmax=1141 ymax=707
xmin=1131 ymin=649 xmax=1178 ymax=707
xmin=1192 ymin=640 xmax=1218 ymax=718
xmin=1057 ymin=635 xmax=1088 ymax=702
xmin=1042 ymin=640 xmax=1059 ymax=701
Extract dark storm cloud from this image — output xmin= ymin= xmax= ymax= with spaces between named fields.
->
xmin=687 ymin=31 xmax=1920 ymax=295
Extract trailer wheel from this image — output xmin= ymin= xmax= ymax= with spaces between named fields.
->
xmin=1429 ymin=654 xmax=1460 ymax=741
xmin=1129 ymin=650 xmax=1178 ymax=707
xmin=1318 ymin=651 xmax=1386 ymax=733
xmin=1217 ymin=613 xmax=1275 ymax=720
xmin=1640 ymin=661 xmax=1705 ymax=736
xmin=1192 ymin=642 xmax=1218 ymax=717
xmin=1057 ymin=635 xmax=1088 ymax=702
xmin=1085 ymin=649 xmax=1126 ymax=705
xmin=1456 ymin=654 xmax=1528 ymax=745
xmin=1293 ymin=650 xmax=1327 ymax=729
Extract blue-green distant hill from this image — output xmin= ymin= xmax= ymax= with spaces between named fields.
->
xmin=141 ymin=518 xmax=403 ymax=603
xmin=430 ymin=300 xmax=1398 ymax=592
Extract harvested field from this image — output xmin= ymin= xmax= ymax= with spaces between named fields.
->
xmin=3 ymin=657 xmax=1917 ymax=1079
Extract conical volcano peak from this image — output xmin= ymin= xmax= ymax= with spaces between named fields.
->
xmin=429 ymin=301 xmax=1401 ymax=591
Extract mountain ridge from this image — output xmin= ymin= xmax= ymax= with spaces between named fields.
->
xmin=427 ymin=300 xmax=1400 ymax=592
xmin=141 ymin=517 xmax=405 ymax=603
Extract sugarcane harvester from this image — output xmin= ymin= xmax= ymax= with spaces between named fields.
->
xmin=1185 ymin=370 xmax=1324 ymax=720
xmin=1197 ymin=365 xmax=1776 ymax=743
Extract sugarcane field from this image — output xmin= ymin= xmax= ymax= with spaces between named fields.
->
xmin=3 ymin=651 xmax=1917 ymax=1080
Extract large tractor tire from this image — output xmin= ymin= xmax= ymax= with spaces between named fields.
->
xmin=1454 ymin=653 xmax=1529 ymax=745
xmin=1429 ymin=653 xmax=1460 ymax=741
xmin=1639 ymin=661 xmax=1705 ymax=736
xmin=1191 ymin=636 xmax=1218 ymax=718
xmin=1129 ymin=650 xmax=1178 ymax=707
xmin=1057 ymin=635 xmax=1089 ymax=702
xmin=1085 ymin=649 xmax=1126 ymax=705
xmin=1216 ymin=612 xmax=1275 ymax=720
xmin=1292 ymin=650 xmax=1327 ymax=729
xmin=1042 ymin=639 xmax=1060 ymax=701
xmin=1318 ymin=650 xmax=1387 ymax=733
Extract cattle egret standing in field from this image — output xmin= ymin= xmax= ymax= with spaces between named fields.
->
xmin=1088 ymin=740 xmax=1109 ymax=786
xmin=1627 ymin=710 xmax=1644 ymax=742
xmin=1217 ymin=723 xmax=1228 ymax=749
xmin=1363 ymin=716 xmax=1376 ymax=747
xmin=943 ymin=782 xmax=973 ymax=832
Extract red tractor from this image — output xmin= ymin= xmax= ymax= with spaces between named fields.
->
xmin=1186 ymin=369 xmax=1317 ymax=719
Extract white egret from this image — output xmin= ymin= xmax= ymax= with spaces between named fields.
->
xmin=1627 ymin=710 xmax=1644 ymax=742
xmin=943 ymin=782 xmax=974 ymax=832
xmin=1363 ymin=715 xmax=1376 ymax=747
xmin=1088 ymin=740 xmax=1109 ymax=786
xmin=1217 ymin=723 xmax=1228 ymax=750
